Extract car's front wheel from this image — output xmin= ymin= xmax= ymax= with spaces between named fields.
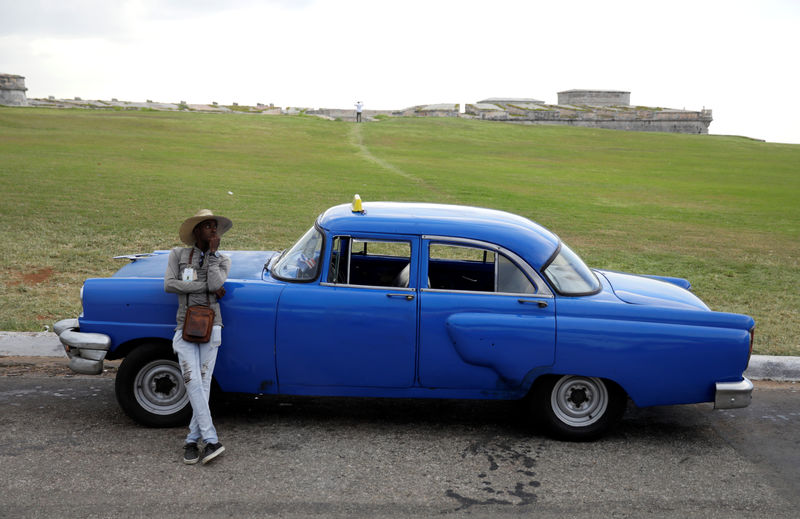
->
xmin=115 ymin=342 xmax=192 ymax=427
xmin=529 ymin=375 xmax=626 ymax=441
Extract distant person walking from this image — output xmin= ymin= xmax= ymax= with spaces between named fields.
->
xmin=355 ymin=101 xmax=363 ymax=122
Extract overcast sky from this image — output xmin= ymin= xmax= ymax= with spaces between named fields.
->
xmin=2 ymin=0 xmax=798 ymax=143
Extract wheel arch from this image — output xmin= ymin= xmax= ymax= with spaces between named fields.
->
xmin=527 ymin=372 xmax=629 ymax=401
xmin=107 ymin=336 xmax=172 ymax=360
xmin=111 ymin=336 xmax=224 ymax=396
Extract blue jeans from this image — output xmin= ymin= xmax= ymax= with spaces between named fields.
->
xmin=172 ymin=326 xmax=221 ymax=444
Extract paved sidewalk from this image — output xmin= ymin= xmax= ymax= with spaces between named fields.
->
xmin=0 ymin=331 xmax=65 ymax=357
xmin=1 ymin=331 xmax=798 ymax=381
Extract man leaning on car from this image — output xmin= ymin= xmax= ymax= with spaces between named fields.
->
xmin=164 ymin=209 xmax=232 ymax=465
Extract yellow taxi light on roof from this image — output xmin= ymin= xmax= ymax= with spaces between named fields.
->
xmin=352 ymin=194 xmax=364 ymax=213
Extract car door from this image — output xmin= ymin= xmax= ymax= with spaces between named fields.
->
xmin=418 ymin=237 xmax=555 ymax=391
xmin=275 ymin=233 xmax=419 ymax=390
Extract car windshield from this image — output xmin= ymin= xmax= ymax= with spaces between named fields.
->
xmin=543 ymin=243 xmax=601 ymax=295
xmin=272 ymin=226 xmax=323 ymax=281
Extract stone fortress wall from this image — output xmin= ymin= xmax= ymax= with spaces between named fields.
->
xmin=311 ymin=90 xmax=712 ymax=134
xmin=1 ymin=74 xmax=711 ymax=134
xmin=459 ymin=90 xmax=712 ymax=134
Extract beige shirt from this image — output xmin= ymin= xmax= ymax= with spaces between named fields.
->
xmin=164 ymin=246 xmax=231 ymax=330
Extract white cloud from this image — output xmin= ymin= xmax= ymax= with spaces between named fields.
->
xmin=140 ymin=0 xmax=315 ymax=21
xmin=1 ymin=0 xmax=798 ymax=143
xmin=0 ymin=0 xmax=133 ymax=37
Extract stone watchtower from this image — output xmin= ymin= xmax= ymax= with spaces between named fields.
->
xmin=0 ymin=74 xmax=28 ymax=106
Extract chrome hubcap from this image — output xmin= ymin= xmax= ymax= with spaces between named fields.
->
xmin=133 ymin=359 xmax=188 ymax=415
xmin=551 ymin=375 xmax=608 ymax=427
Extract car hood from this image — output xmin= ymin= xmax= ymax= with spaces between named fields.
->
xmin=112 ymin=250 xmax=279 ymax=281
xmin=596 ymin=270 xmax=710 ymax=311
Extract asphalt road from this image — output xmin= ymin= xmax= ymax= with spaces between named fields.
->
xmin=1 ymin=372 xmax=798 ymax=518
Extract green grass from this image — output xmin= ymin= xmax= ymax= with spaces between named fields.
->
xmin=1 ymin=108 xmax=798 ymax=355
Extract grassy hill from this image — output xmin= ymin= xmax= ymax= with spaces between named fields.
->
xmin=1 ymin=107 xmax=798 ymax=355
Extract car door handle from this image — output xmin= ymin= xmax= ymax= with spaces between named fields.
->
xmin=387 ymin=293 xmax=415 ymax=301
xmin=518 ymin=299 xmax=548 ymax=308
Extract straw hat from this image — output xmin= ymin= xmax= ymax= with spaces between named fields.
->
xmin=179 ymin=209 xmax=233 ymax=245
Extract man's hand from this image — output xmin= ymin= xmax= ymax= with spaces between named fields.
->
xmin=209 ymin=236 xmax=221 ymax=254
xmin=214 ymin=287 xmax=226 ymax=299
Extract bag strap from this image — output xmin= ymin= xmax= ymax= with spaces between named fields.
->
xmin=185 ymin=247 xmax=210 ymax=307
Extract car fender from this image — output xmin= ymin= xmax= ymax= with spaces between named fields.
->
xmin=553 ymin=313 xmax=752 ymax=407
xmin=445 ymin=312 xmax=555 ymax=387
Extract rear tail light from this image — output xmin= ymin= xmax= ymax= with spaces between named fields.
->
xmin=747 ymin=327 xmax=755 ymax=367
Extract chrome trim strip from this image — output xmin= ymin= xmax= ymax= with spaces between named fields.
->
xmin=54 ymin=318 xmax=79 ymax=336
xmin=494 ymin=254 xmax=499 ymax=289
xmin=320 ymin=282 xmax=415 ymax=292
xmin=68 ymin=357 xmax=104 ymax=375
xmin=421 ymin=287 xmax=553 ymax=298
xmin=423 ymin=235 xmax=497 ymax=248
xmin=346 ymin=236 xmax=352 ymax=284
xmin=78 ymin=348 xmax=107 ymax=361
xmin=113 ymin=253 xmax=154 ymax=261
xmin=714 ymin=378 xmax=753 ymax=409
xmin=59 ymin=329 xmax=111 ymax=351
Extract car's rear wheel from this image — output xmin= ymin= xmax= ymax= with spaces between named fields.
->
xmin=529 ymin=375 xmax=626 ymax=441
xmin=115 ymin=342 xmax=192 ymax=427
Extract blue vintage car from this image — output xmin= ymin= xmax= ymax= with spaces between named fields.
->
xmin=55 ymin=199 xmax=754 ymax=440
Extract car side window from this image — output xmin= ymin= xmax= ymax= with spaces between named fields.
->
xmin=428 ymin=243 xmax=536 ymax=294
xmin=328 ymin=236 xmax=412 ymax=288
xmin=497 ymin=254 xmax=535 ymax=294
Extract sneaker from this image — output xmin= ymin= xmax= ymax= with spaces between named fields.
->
xmin=183 ymin=442 xmax=200 ymax=465
xmin=201 ymin=442 xmax=225 ymax=465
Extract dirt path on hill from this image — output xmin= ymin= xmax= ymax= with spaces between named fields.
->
xmin=348 ymin=123 xmax=454 ymax=201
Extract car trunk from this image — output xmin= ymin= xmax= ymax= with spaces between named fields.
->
xmin=596 ymin=270 xmax=710 ymax=311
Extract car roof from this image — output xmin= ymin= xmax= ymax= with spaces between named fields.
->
xmin=317 ymin=202 xmax=561 ymax=268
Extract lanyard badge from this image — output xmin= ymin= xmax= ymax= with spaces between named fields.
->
xmin=182 ymin=267 xmax=196 ymax=281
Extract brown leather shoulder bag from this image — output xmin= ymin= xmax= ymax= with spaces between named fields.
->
xmin=182 ymin=248 xmax=215 ymax=343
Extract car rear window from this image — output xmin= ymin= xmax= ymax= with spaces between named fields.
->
xmin=428 ymin=243 xmax=536 ymax=294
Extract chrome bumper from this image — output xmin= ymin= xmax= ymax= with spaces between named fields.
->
xmin=714 ymin=378 xmax=753 ymax=409
xmin=54 ymin=318 xmax=111 ymax=375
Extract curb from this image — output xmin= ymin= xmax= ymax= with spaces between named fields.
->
xmin=745 ymin=355 xmax=800 ymax=383
xmin=1 ymin=332 xmax=799 ymax=382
